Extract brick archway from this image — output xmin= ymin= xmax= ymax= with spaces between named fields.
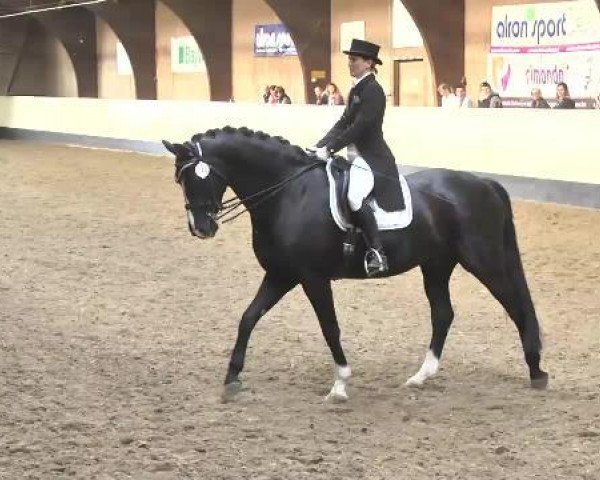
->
xmin=401 ymin=0 xmax=465 ymax=100
xmin=0 ymin=5 xmax=97 ymax=97
xmin=86 ymin=0 xmax=156 ymax=99
xmin=159 ymin=0 xmax=233 ymax=101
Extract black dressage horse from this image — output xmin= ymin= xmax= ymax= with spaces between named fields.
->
xmin=162 ymin=126 xmax=548 ymax=402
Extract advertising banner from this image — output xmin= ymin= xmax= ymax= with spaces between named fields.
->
xmin=488 ymin=1 xmax=600 ymax=107
xmin=171 ymin=36 xmax=206 ymax=73
xmin=254 ymin=24 xmax=297 ymax=57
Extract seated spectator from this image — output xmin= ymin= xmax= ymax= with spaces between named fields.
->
xmin=454 ymin=83 xmax=473 ymax=108
xmin=437 ymin=83 xmax=456 ymax=107
xmin=275 ymin=86 xmax=292 ymax=104
xmin=326 ymin=83 xmax=345 ymax=105
xmin=261 ymin=85 xmax=271 ymax=103
xmin=478 ymin=81 xmax=503 ymax=108
xmin=554 ymin=82 xmax=575 ymax=109
xmin=530 ymin=88 xmax=550 ymax=108
xmin=267 ymin=85 xmax=278 ymax=104
xmin=314 ymin=85 xmax=328 ymax=105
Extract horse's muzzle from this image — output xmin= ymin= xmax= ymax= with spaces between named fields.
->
xmin=187 ymin=211 xmax=218 ymax=239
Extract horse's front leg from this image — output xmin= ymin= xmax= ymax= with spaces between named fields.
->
xmin=302 ymin=277 xmax=351 ymax=402
xmin=223 ymin=273 xmax=296 ymax=401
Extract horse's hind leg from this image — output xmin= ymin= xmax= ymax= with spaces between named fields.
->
xmin=301 ymin=277 xmax=350 ymax=402
xmin=459 ymin=232 xmax=548 ymax=389
xmin=223 ymin=273 xmax=297 ymax=401
xmin=406 ymin=260 xmax=457 ymax=386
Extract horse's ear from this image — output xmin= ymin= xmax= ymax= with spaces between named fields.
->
xmin=183 ymin=141 xmax=201 ymax=158
xmin=162 ymin=140 xmax=177 ymax=155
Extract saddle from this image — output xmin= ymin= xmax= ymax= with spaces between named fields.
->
xmin=325 ymin=157 xmax=413 ymax=233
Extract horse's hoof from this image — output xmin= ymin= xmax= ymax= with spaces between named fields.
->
xmin=221 ymin=380 xmax=243 ymax=402
xmin=405 ymin=376 xmax=425 ymax=387
xmin=325 ymin=392 xmax=349 ymax=404
xmin=530 ymin=372 xmax=549 ymax=390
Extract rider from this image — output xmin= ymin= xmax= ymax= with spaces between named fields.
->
xmin=314 ymin=39 xmax=402 ymax=277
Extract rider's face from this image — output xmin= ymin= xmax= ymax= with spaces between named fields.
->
xmin=348 ymin=55 xmax=372 ymax=79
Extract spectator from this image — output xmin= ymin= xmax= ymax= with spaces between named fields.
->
xmin=478 ymin=81 xmax=503 ymax=108
xmin=267 ymin=85 xmax=278 ymax=104
xmin=314 ymin=85 xmax=328 ymax=105
xmin=326 ymin=83 xmax=345 ymax=105
xmin=454 ymin=84 xmax=473 ymax=108
xmin=437 ymin=83 xmax=456 ymax=107
xmin=530 ymin=88 xmax=550 ymax=108
xmin=261 ymin=85 xmax=271 ymax=103
xmin=275 ymin=86 xmax=292 ymax=104
xmin=594 ymin=93 xmax=600 ymax=110
xmin=554 ymin=82 xmax=575 ymax=109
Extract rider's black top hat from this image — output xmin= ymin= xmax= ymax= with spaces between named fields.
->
xmin=343 ymin=39 xmax=383 ymax=65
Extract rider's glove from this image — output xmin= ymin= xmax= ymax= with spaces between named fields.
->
xmin=315 ymin=146 xmax=330 ymax=162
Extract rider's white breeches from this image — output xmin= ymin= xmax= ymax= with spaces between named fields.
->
xmin=348 ymin=155 xmax=374 ymax=212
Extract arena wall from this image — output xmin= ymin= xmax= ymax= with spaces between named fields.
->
xmin=0 ymin=95 xmax=597 ymax=207
xmin=3 ymin=0 xmax=591 ymax=104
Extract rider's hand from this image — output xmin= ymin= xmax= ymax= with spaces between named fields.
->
xmin=315 ymin=146 xmax=330 ymax=162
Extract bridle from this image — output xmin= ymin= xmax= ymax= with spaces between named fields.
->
xmin=175 ymin=154 xmax=225 ymax=222
xmin=175 ymin=142 xmax=322 ymax=224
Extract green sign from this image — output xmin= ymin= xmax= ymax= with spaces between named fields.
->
xmin=171 ymin=36 xmax=205 ymax=73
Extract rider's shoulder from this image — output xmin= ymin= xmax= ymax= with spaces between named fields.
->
xmin=362 ymin=77 xmax=385 ymax=97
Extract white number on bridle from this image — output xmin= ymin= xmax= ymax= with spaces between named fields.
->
xmin=195 ymin=161 xmax=210 ymax=179
xmin=193 ymin=141 xmax=210 ymax=179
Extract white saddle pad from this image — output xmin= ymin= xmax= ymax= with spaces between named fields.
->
xmin=326 ymin=160 xmax=414 ymax=232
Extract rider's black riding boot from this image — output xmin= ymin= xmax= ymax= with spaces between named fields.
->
xmin=352 ymin=201 xmax=388 ymax=277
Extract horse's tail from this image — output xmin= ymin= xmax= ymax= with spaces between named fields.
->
xmin=489 ymin=180 xmax=543 ymax=352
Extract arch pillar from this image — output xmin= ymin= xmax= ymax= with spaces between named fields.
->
xmin=87 ymin=0 xmax=157 ymax=99
xmin=402 ymin=0 xmax=465 ymax=101
xmin=0 ymin=16 xmax=31 ymax=95
xmin=159 ymin=0 xmax=233 ymax=101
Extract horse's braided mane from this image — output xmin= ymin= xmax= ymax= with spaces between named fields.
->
xmin=191 ymin=126 xmax=308 ymax=158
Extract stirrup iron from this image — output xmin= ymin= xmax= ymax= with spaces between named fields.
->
xmin=364 ymin=248 xmax=388 ymax=277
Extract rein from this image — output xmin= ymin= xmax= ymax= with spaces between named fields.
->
xmin=178 ymin=156 xmax=322 ymax=224
xmin=178 ymin=149 xmax=454 ymax=225
xmin=217 ymin=162 xmax=322 ymax=223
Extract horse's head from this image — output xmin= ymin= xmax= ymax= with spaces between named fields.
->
xmin=162 ymin=139 xmax=227 ymax=239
